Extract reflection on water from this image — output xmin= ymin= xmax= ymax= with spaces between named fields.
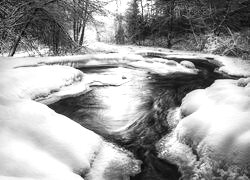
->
xmin=50 ymin=67 xmax=155 ymax=136
xmin=49 ymin=64 xmax=229 ymax=180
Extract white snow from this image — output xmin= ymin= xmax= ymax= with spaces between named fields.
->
xmin=85 ymin=142 xmax=141 ymax=180
xmin=0 ymin=65 xmax=89 ymax=104
xmin=0 ymin=96 xmax=102 ymax=180
xmin=128 ymin=59 xmax=198 ymax=75
xmin=180 ymin=61 xmax=195 ymax=69
xmin=0 ymin=52 xmax=198 ymax=76
xmin=0 ymin=96 xmax=141 ymax=180
xmin=87 ymin=42 xmax=250 ymax=77
xmin=0 ymin=53 xmax=143 ymax=180
xmin=158 ymin=78 xmax=250 ymax=179
xmin=1 ymin=42 xmax=250 ymax=179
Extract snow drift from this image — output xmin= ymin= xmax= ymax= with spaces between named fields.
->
xmin=0 ymin=65 xmax=89 ymax=104
xmin=0 ymin=96 xmax=141 ymax=180
xmin=0 ymin=63 xmax=141 ymax=180
xmin=158 ymin=78 xmax=250 ymax=179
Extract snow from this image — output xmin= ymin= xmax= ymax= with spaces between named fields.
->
xmin=0 ymin=51 xmax=144 ymax=180
xmin=87 ymin=42 xmax=250 ymax=77
xmin=158 ymin=78 xmax=250 ymax=179
xmin=0 ymin=96 xmax=141 ymax=180
xmin=1 ymin=42 xmax=250 ymax=179
xmin=180 ymin=61 xmax=195 ymax=69
xmin=0 ymin=51 xmax=198 ymax=77
xmin=85 ymin=142 xmax=141 ymax=180
xmin=3 ymin=42 xmax=249 ymax=77
xmin=0 ymin=96 xmax=102 ymax=180
xmin=128 ymin=59 xmax=198 ymax=75
xmin=0 ymin=65 xmax=89 ymax=104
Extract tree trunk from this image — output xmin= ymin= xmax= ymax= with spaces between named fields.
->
xmin=78 ymin=0 xmax=89 ymax=46
xmin=8 ymin=0 xmax=57 ymax=56
xmin=78 ymin=22 xmax=86 ymax=46
xmin=8 ymin=19 xmax=31 ymax=56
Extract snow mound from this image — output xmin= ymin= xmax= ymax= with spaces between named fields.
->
xmin=215 ymin=56 xmax=250 ymax=77
xmin=0 ymin=65 xmax=89 ymax=104
xmin=0 ymin=96 xmax=102 ymax=180
xmin=0 ymin=96 xmax=142 ymax=180
xmin=85 ymin=142 xmax=141 ymax=180
xmin=128 ymin=60 xmax=198 ymax=75
xmin=180 ymin=61 xmax=195 ymax=69
xmin=179 ymin=78 xmax=250 ymax=167
xmin=0 ymin=57 xmax=142 ymax=180
xmin=158 ymin=78 xmax=250 ymax=179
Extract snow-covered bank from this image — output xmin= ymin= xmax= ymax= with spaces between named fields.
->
xmin=0 ymin=56 xmax=142 ymax=180
xmin=0 ymin=51 xmax=198 ymax=76
xmin=0 ymin=96 xmax=141 ymax=180
xmin=0 ymin=65 xmax=89 ymax=105
xmin=87 ymin=42 xmax=250 ymax=77
xmin=158 ymin=78 xmax=250 ymax=179
xmin=4 ymin=42 xmax=249 ymax=77
xmin=1 ymin=43 xmax=249 ymax=179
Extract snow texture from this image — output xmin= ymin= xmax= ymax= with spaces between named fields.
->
xmin=2 ymin=42 xmax=249 ymax=77
xmin=158 ymin=78 xmax=250 ymax=179
xmin=87 ymin=42 xmax=250 ymax=77
xmin=0 ymin=96 xmax=102 ymax=180
xmin=0 ymin=59 xmax=141 ymax=180
xmin=0 ymin=43 xmax=249 ymax=179
xmin=0 ymin=65 xmax=89 ymax=104
xmin=0 ymin=52 xmax=198 ymax=76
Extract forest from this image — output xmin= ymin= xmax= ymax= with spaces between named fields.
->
xmin=123 ymin=0 xmax=250 ymax=59
xmin=0 ymin=0 xmax=250 ymax=59
xmin=1 ymin=1 xmax=250 ymax=180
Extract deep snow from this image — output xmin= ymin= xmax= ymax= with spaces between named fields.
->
xmin=158 ymin=77 xmax=250 ymax=179
xmin=0 ymin=44 xmax=250 ymax=179
xmin=0 ymin=60 xmax=142 ymax=180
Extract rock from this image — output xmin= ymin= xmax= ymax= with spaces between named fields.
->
xmin=165 ymin=60 xmax=177 ymax=66
xmin=180 ymin=61 xmax=195 ymax=69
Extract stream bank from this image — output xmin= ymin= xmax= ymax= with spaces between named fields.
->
xmin=49 ymin=57 xmax=236 ymax=180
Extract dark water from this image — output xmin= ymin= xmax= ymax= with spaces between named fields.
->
xmin=49 ymin=59 xmax=234 ymax=180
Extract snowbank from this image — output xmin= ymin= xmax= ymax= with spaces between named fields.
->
xmin=87 ymin=42 xmax=250 ymax=77
xmin=86 ymin=143 xmax=141 ymax=180
xmin=128 ymin=58 xmax=198 ymax=75
xmin=0 ymin=54 xmax=142 ymax=180
xmin=0 ymin=96 xmax=102 ymax=180
xmin=0 ymin=52 xmax=198 ymax=76
xmin=3 ymin=42 xmax=249 ymax=77
xmin=0 ymin=96 xmax=141 ymax=180
xmin=0 ymin=65 xmax=89 ymax=104
xmin=158 ymin=78 xmax=250 ymax=179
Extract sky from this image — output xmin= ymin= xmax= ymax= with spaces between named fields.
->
xmin=105 ymin=0 xmax=130 ymax=14
xmin=85 ymin=0 xmax=130 ymax=42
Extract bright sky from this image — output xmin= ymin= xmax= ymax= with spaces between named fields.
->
xmin=105 ymin=0 xmax=130 ymax=14
xmin=85 ymin=0 xmax=131 ymax=42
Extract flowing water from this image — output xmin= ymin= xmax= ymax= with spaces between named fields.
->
xmin=49 ymin=58 xmax=235 ymax=180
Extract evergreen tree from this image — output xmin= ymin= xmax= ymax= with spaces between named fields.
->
xmin=126 ymin=0 xmax=141 ymax=43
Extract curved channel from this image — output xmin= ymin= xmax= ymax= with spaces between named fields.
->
xmin=49 ymin=59 xmax=235 ymax=180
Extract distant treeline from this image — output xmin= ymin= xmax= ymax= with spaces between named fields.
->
xmin=118 ymin=0 xmax=250 ymax=59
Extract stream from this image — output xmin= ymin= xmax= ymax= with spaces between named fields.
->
xmin=49 ymin=57 xmax=235 ymax=180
